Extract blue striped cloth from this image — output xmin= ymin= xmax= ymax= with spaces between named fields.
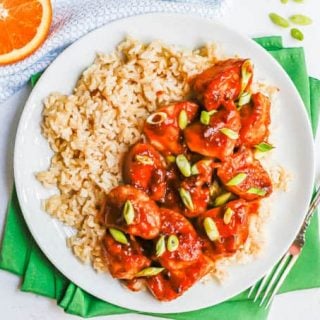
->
xmin=0 ymin=0 xmax=229 ymax=103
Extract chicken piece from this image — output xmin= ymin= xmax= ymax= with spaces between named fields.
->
xmin=146 ymin=255 xmax=212 ymax=301
xmin=184 ymin=101 xmax=241 ymax=160
xmin=193 ymin=59 xmax=253 ymax=111
xmin=179 ymin=159 xmax=213 ymax=217
xmin=217 ymin=148 xmax=272 ymax=200
xmin=143 ymin=101 xmax=199 ymax=155
xmin=161 ymin=164 xmax=183 ymax=212
xmin=104 ymin=185 xmax=160 ymax=239
xmin=239 ymin=92 xmax=271 ymax=147
xmin=197 ymin=199 xmax=259 ymax=260
xmin=102 ymin=232 xmax=151 ymax=280
xmin=155 ymin=208 xmax=203 ymax=270
xmin=123 ymin=143 xmax=166 ymax=201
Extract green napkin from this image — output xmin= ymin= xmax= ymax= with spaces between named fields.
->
xmin=1 ymin=36 xmax=319 ymax=320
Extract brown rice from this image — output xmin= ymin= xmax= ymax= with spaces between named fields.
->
xmin=36 ymin=37 xmax=284 ymax=279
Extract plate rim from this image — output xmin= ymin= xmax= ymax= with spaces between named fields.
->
xmin=13 ymin=12 xmax=315 ymax=313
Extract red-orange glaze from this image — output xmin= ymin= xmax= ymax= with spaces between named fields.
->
xmin=192 ymin=59 xmax=252 ymax=111
xmin=197 ymin=199 xmax=259 ymax=260
xmin=180 ymin=159 xmax=213 ymax=217
xmin=239 ymin=92 xmax=271 ymax=147
xmin=217 ymin=148 xmax=272 ymax=200
xmin=123 ymin=143 xmax=166 ymax=201
xmin=155 ymin=208 xmax=202 ymax=270
xmin=101 ymin=57 xmax=273 ymax=302
xmin=146 ymin=255 xmax=212 ymax=301
xmin=102 ymin=232 xmax=151 ymax=280
xmin=184 ymin=101 xmax=241 ymax=160
xmin=104 ymin=185 xmax=161 ymax=239
xmin=143 ymin=101 xmax=199 ymax=155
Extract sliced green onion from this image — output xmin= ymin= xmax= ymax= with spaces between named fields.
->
xmin=136 ymin=267 xmax=165 ymax=277
xmin=203 ymin=217 xmax=220 ymax=241
xmin=155 ymin=235 xmax=166 ymax=257
xmin=123 ymin=200 xmax=135 ymax=225
xmin=269 ymin=13 xmax=290 ymax=28
xmin=220 ymin=128 xmax=239 ymax=140
xmin=135 ymin=155 xmax=154 ymax=165
xmin=200 ymin=110 xmax=217 ymax=125
xmin=223 ymin=207 xmax=234 ymax=225
xmin=291 ymin=28 xmax=304 ymax=41
xmin=247 ymin=187 xmax=267 ymax=196
xmin=167 ymin=235 xmax=179 ymax=252
xmin=214 ymin=192 xmax=232 ymax=207
xmin=146 ymin=112 xmax=167 ymax=125
xmin=254 ymin=142 xmax=274 ymax=152
xmin=109 ymin=228 xmax=128 ymax=245
xmin=241 ymin=59 xmax=253 ymax=93
xmin=176 ymin=154 xmax=191 ymax=177
xmin=178 ymin=110 xmax=188 ymax=130
xmin=191 ymin=159 xmax=212 ymax=175
xmin=209 ymin=180 xmax=220 ymax=198
xmin=191 ymin=163 xmax=199 ymax=175
xmin=179 ymin=188 xmax=194 ymax=211
xmin=166 ymin=155 xmax=176 ymax=164
xmin=226 ymin=173 xmax=247 ymax=186
xmin=237 ymin=92 xmax=251 ymax=107
xmin=202 ymin=159 xmax=213 ymax=167
xmin=289 ymin=14 xmax=312 ymax=25
xmin=200 ymin=111 xmax=210 ymax=125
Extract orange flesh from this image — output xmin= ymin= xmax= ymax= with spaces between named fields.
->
xmin=0 ymin=0 xmax=51 ymax=64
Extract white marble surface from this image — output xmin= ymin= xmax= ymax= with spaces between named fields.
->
xmin=1 ymin=0 xmax=320 ymax=319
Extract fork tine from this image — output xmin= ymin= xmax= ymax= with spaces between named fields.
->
xmin=308 ymin=186 xmax=320 ymax=215
xmin=253 ymin=268 xmax=273 ymax=302
xmin=248 ymin=280 xmax=260 ymax=299
xmin=264 ymin=255 xmax=299 ymax=309
xmin=259 ymin=252 xmax=291 ymax=306
xmin=247 ymin=283 xmax=257 ymax=298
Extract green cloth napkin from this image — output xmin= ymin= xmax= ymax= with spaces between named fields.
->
xmin=1 ymin=36 xmax=320 ymax=320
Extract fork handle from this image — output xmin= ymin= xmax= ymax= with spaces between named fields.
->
xmin=293 ymin=186 xmax=320 ymax=249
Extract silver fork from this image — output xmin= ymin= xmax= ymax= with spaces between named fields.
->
xmin=248 ymin=185 xmax=320 ymax=309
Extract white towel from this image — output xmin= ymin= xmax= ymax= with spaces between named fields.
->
xmin=0 ymin=0 xmax=229 ymax=103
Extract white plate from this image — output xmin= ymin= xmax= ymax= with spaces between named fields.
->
xmin=14 ymin=13 xmax=314 ymax=313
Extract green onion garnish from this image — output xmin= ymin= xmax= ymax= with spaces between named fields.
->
xmin=146 ymin=111 xmax=167 ymax=125
xmin=123 ymin=200 xmax=135 ymax=225
xmin=166 ymin=155 xmax=176 ymax=164
xmin=247 ymin=187 xmax=267 ymax=196
xmin=178 ymin=110 xmax=188 ymax=130
xmin=223 ymin=207 xmax=234 ymax=224
xmin=203 ymin=217 xmax=220 ymax=241
xmin=179 ymin=188 xmax=194 ymax=211
xmin=167 ymin=235 xmax=179 ymax=252
xmin=237 ymin=92 xmax=251 ymax=107
xmin=291 ymin=28 xmax=304 ymax=41
xmin=200 ymin=110 xmax=217 ymax=125
xmin=289 ymin=14 xmax=312 ymax=26
xmin=136 ymin=267 xmax=165 ymax=277
xmin=226 ymin=173 xmax=247 ymax=186
xmin=191 ymin=163 xmax=199 ymax=175
xmin=109 ymin=228 xmax=128 ymax=245
xmin=220 ymin=128 xmax=239 ymax=140
xmin=176 ymin=154 xmax=191 ymax=177
xmin=155 ymin=235 xmax=166 ymax=257
xmin=269 ymin=13 xmax=290 ymax=28
xmin=241 ymin=59 xmax=253 ymax=93
xmin=135 ymin=155 xmax=154 ymax=165
xmin=214 ymin=192 xmax=232 ymax=207
xmin=254 ymin=142 xmax=274 ymax=152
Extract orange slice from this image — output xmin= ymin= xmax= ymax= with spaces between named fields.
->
xmin=0 ymin=0 xmax=52 ymax=65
